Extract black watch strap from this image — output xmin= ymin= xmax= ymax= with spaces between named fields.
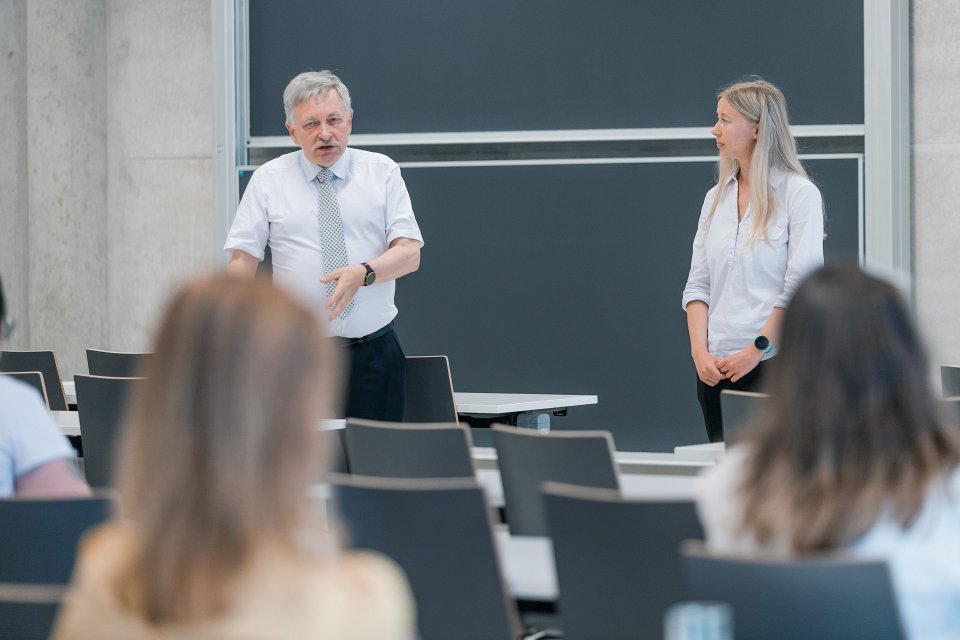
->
xmin=361 ymin=262 xmax=376 ymax=286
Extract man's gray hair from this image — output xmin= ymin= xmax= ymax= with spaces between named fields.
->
xmin=283 ymin=71 xmax=352 ymax=124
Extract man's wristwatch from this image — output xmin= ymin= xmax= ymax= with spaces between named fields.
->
xmin=754 ymin=335 xmax=772 ymax=354
xmin=360 ymin=262 xmax=376 ymax=286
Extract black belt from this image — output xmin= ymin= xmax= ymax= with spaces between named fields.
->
xmin=335 ymin=322 xmax=394 ymax=348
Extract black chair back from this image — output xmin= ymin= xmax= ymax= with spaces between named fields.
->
xmin=0 ymin=584 xmax=65 ymax=640
xmin=0 ymin=371 xmax=48 ymax=406
xmin=74 ymin=375 xmax=142 ymax=488
xmin=544 ymin=483 xmax=704 ymax=640
xmin=320 ymin=429 xmax=350 ymax=475
xmin=86 ymin=349 xmax=151 ymax=378
xmin=492 ymin=425 xmax=620 ymax=535
xmin=681 ymin=542 xmax=906 ymax=640
xmin=0 ymin=350 xmax=67 ymax=410
xmin=940 ymin=397 xmax=960 ymax=428
xmin=941 ymin=364 xmax=960 ymax=397
xmin=0 ymin=497 xmax=112 ymax=584
xmin=719 ymin=390 xmax=768 ymax=442
xmin=344 ymin=418 xmax=475 ymax=478
xmin=333 ymin=476 xmax=521 ymax=640
xmin=403 ymin=355 xmax=458 ymax=423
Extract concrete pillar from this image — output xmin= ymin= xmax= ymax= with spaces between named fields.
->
xmin=0 ymin=1 xmax=29 ymax=347
xmin=911 ymin=0 xmax=960 ymax=368
xmin=105 ymin=0 xmax=213 ymax=350
xmin=26 ymin=0 xmax=108 ymax=376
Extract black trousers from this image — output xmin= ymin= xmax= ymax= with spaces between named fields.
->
xmin=343 ymin=326 xmax=406 ymax=422
xmin=696 ymin=359 xmax=768 ymax=443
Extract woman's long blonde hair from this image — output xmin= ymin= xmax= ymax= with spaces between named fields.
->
xmin=113 ymin=275 xmax=340 ymax=626
xmin=708 ymin=78 xmax=809 ymax=244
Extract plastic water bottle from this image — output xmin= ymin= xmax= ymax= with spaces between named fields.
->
xmin=664 ymin=601 xmax=733 ymax=640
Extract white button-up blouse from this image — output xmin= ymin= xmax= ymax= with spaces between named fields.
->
xmin=682 ymin=169 xmax=824 ymax=358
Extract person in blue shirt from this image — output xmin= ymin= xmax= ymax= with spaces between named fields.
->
xmin=0 ymin=275 xmax=89 ymax=497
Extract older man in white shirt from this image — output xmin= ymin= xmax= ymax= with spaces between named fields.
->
xmin=225 ymin=70 xmax=423 ymax=421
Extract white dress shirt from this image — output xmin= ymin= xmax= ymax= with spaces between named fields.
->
xmin=0 ymin=376 xmax=75 ymax=497
xmin=682 ymin=170 xmax=823 ymax=358
xmin=225 ymin=148 xmax=424 ymax=338
xmin=697 ymin=446 xmax=960 ymax=640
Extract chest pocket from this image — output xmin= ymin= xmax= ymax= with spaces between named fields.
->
xmin=744 ymin=219 xmax=788 ymax=273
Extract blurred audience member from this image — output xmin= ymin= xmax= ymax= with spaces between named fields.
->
xmin=0 ymin=274 xmax=89 ymax=497
xmin=698 ymin=262 xmax=960 ymax=639
xmin=54 ymin=275 xmax=414 ymax=639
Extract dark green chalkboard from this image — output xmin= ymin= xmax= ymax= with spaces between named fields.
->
xmin=248 ymin=0 xmax=863 ymax=136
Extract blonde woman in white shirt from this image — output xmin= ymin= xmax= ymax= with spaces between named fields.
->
xmin=682 ymin=78 xmax=823 ymax=442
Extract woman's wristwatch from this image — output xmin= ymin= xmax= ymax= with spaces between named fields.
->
xmin=754 ymin=335 xmax=772 ymax=354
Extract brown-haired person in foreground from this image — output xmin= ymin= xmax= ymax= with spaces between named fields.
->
xmin=53 ymin=276 xmax=414 ymax=639
xmin=697 ymin=262 xmax=960 ymax=639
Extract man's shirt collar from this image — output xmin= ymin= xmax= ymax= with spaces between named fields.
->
xmin=297 ymin=147 xmax=351 ymax=182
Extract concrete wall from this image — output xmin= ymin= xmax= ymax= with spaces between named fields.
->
xmin=1 ymin=0 xmax=212 ymax=375
xmin=105 ymin=0 xmax=213 ymax=351
xmin=912 ymin=0 xmax=960 ymax=373
xmin=26 ymin=0 xmax=108 ymax=375
xmin=0 ymin=0 xmax=29 ymax=348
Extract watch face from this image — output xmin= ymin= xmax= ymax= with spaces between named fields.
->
xmin=361 ymin=263 xmax=375 ymax=286
xmin=754 ymin=335 xmax=770 ymax=351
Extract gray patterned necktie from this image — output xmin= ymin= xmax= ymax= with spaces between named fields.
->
xmin=316 ymin=168 xmax=354 ymax=318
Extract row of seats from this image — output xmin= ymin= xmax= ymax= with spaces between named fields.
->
xmin=0 ymin=349 xmax=457 ymax=420
xmin=332 ymin=419 xmax=906 ymax=639
xmin=0 ymin=350 xmax=459 ymax=491
xmin=0 ymin=442 xmax=905 ymax=640
xmin=0 ymin=349 xmax=148 ymax=410
xmin=331 ymin=474 xmax=904 ymax=640
xmin=343 ymin=419 xmax=619 ymax=536
xmin=0 ymin=497 xmax=113 ymax=638
xmin=0 ymin=347 xmax=918 ymax=638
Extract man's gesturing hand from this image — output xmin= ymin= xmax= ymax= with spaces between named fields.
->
xmin=320 ymin=264 xmax=366 ymax=320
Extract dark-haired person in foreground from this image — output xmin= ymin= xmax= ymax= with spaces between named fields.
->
xmin=0 ymin=275 xmax=89 ymax=497
xmin=53 ymin=275 xmax=413 ymax=639
xmin=697 ymin=263 xmax=960 ymax=638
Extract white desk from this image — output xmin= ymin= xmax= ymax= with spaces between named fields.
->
xmin=56 ymin=408 xmax=711 ymax=493
xmin=62 ymin=382 xmax=597 ymax=433
xmin=455 ymin=392 xmax=597 ymax=431
xmin=476 ymin=466 xmax=698 ymax=510
xmin=673 ymin=442 xmax=726 ymax=462
xmin=54 ymin=410 xmax=80 ymax=437
xmin=55 ymin=411 xmax=345 ymax=438
xmin=472 ymin=446 xmax=713 ymax=477
xmin=494 ymin=526 xmax=557 ymax=602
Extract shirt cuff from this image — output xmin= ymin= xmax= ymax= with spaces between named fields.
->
xmin=223 ymin=242 xmax=265 ymax=262
xmin=682 ymin=292 xmax=709 ymax=311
